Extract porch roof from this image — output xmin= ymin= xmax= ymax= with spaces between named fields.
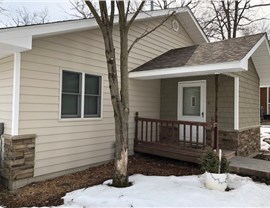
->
xmin=129 ymin=33 xmax=270 ymax=86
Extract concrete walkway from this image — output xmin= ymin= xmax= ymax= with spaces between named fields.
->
xmin=230 ymin=156 xmax=270 ymax=180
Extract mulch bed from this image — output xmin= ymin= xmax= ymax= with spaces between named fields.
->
xmin=0 ymin=154 xmax=201 ymax=208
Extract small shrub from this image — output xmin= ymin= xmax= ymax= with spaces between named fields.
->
xmin=200 ymin=148 xmax=230 ymax=174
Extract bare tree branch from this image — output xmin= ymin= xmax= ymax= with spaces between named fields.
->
xmin=85 ymin=1 xmax=103 ymax=29
xmin=66 ymin=0 xmax=92 ymax=19
xmin=248 ymin=3 xmax=270 ymax=9
xmin=128 ymin=11 xmax=176 ymax=54
xmin=126 ymin=1 xmax=145 ymax=30
xmin=8 ymin=7 xmax=50 ymax=26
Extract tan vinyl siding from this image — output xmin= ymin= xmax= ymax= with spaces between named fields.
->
xmin=19 ymin=16 xmax=194 ymax=176
xmin=160 ymin=74 xmax=234 ymax=131
xmin=235 ymin=59 xmax=260 ymax=129
xmin=0 ymin=55 xmax=13 ymax=135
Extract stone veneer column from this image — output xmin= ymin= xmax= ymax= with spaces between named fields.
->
xmin=218 ymin=126 xmax=260 ymax=156
xmin=1 ymin=134 xmax=36 ymax=187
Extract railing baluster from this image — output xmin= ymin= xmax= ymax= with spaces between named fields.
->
xmin=150 ymin=121 xmax=153 ymax=142
xmin=146 ymin=121 xmax=148 ymax=142
xmin=184 ymin=124 xmax=186 ymax=147
xmin=141 ymin=120 xmax=144 ymax=142
xmin=196 ymin=125 xmax=199 ymax=148
xmin=203 ymin=126 xmax=206 ymax=149
xmin=177 ymin=124 xmax=180 ymax=146
xmin=156 ymin=121 xmax=158 ymax=142
xmin=190 ymin=125 xmax=192 ymax=147
xmin=172 ymin=123 xmax=174 ymax=144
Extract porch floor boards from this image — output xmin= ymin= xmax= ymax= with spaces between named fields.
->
xmin=134 ymin=141 xmax=235 ymax=164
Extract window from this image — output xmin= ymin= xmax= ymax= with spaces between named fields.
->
xmin=84 ymin=74 xmax=101 ymax=117
xmin=61 ymin=70 xmax=101 ymax=119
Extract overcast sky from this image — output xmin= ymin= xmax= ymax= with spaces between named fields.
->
xmin=1 ymin=0 xmax=270 ymax=28
xmin=0 ymin=0 xmax=74 ymax=27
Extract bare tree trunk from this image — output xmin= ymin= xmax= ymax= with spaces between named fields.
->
xmin=102 ymin=30 xmax=129 ymax=187
xmin=85 ymin=0 xmax=170 ymax=187
xmin=112 ymin=3 xmax=129 ymax=186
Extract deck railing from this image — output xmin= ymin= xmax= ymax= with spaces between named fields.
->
xmin=134 ymin=112 xmax=218 ymax=150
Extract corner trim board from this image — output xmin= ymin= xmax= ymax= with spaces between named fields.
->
xmin=11 ymin=52 xmax=21 ymax=136
xmin=234 ymin=77 xmax=239 ymax=130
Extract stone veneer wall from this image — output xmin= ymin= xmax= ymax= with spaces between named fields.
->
xmin=218 ymin=126 xmax=260 ymax=156
xmin=1 ymin=134 xmax=36 ymax=189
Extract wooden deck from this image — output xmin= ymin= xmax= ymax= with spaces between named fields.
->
xmin=134 ymin=113 xmax=235 ymax=164
xmin=134 ymin=141 xmax=235 ymax=164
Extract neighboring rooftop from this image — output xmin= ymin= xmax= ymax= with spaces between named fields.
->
xmin=131 ymin=33 xmax=265 ymax=72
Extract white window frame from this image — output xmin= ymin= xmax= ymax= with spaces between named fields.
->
xmin=59 ymin=68 xmax=103 ymax=121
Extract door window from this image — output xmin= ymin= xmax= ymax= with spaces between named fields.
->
xmin=182 ymin=86 xmax=201 ymax=116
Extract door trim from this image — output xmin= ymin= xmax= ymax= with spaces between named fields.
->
xmin=177 ymin=80 xmax=207 ymax=122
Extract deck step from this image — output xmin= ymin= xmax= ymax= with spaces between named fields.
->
xmin=223 ymin=150 xmax=236 ymax=160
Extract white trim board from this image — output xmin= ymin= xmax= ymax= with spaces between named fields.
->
xmin=129 ymin=61 xmax=244 ymax=80
xmin=11 ymin=52 xmax=21 ymax=136
xmin=234 ymin=77 xmax=239 ymax=130
xmin=177 ymin=80 xmax=207 ymax=122
xmin=129 ymin=34 xmax=270 ymax=81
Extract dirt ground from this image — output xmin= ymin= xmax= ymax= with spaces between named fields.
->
xmin=0 ymin=154 xmax=201 ymax=208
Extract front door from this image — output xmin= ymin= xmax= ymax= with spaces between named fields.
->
xmin=178 ymin=80 xmax=206 ymax=143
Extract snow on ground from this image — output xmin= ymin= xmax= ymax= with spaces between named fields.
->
xmin=59 ymin=174 xmax=270 ymax=207
xmin=261 ymin=125 xmax=270 ymax=151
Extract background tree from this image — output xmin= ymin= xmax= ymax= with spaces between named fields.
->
xmin=197 ymin=0 xmax=270 ymax=40
xmin=65 ymin=0 xmax=93 ymax=19
xmin=147 ymin=0 xmax=199 ymax=10
xmin=3 ymin=7 xmax=50 ymax=26
xmin=84 ymin=0 xmax=174 ymax=187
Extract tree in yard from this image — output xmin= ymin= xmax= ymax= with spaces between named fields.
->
xmin=197 ymin=0 xmax=270 ymax=40
xmin=84 ymin=0 xmax=174 ymax=187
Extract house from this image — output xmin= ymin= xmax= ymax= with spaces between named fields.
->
xmin=130 ymin=33 xmax=269 ymax=161
xmin=0 ymin=7 xmax=269 ymax=190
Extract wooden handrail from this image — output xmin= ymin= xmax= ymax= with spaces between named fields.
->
xmin=137 ymin=116 xmax=216 ymax=128
xmin=134 ymin=112 xmax=218 ymax=150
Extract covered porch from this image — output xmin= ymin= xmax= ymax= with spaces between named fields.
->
xmin=130 ymin=34 xmax=270 ymax=162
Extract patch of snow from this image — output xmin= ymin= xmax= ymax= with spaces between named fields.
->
xmin=59 ymin=174 xmax=270 ymax=207
xmin=261 ymin=126 xmax=270 ymax=151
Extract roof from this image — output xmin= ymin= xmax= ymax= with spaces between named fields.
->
xmin=129 ymin=33 xmax=270 ymax=85
xmin=0 ymin=7 xmax=208 ymax=59
xmin=131 ymin=33 xmax=265 ymax=72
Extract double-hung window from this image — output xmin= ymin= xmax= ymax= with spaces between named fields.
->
xmin=61 ymin=70 xmax=101 ymax=119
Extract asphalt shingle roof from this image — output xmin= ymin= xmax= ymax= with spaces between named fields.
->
xmin=131 ymin=33 xmax=265 ymax=72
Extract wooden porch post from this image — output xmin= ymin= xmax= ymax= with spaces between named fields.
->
xmin=135 ymin=112 xmax=139 ymax=145
xmin=214 ymin=74 xmax=219 ymax=149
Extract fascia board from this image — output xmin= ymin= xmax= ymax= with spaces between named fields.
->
xmin=0 ymin=36 xmax=32 ymax=51
xmin=129 ymin=61 xmax=244 ymax=79
xmin=242 ymin=34 xmax=268 ymax=65
xmin=0 ymin=8 xmax=188 ymax=40
xmin=186 ymin=8 xmax=209 ymax=43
